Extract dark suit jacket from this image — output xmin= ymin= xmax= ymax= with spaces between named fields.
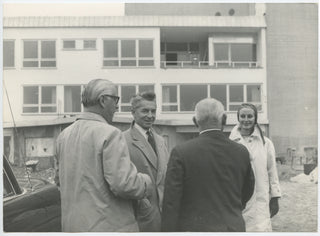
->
xmin=123 ymin=123 xmax=169 ymax=232
xmin=161 ymin=130 xmax=254 ymax=232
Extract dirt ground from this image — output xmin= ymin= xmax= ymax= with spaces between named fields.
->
xmin=271 ymin=180 xmax=318 ymax=232
xmin=271 ymin=164 xmax=318 ymax=232
xmin=11 ymin=163 xmax=318 ymax=232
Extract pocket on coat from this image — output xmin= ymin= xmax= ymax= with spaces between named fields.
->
xmin=138 ymin=198 xmax=153 ymax=217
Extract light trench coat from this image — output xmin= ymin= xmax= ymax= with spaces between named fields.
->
xmin=229 ymin=125 xmax=281 ymax=232
xmin=55 ymin=112 xmax=151 ymax=232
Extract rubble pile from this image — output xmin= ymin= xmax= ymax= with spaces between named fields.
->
xmin=290 ymin=167 xmax=318 ymax=184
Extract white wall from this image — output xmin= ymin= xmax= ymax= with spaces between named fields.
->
xmin=3 ymin=26 xmax=267 ymax=126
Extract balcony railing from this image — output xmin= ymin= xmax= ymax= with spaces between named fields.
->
xmin=161 ymin=61 xmax=259 ymax=69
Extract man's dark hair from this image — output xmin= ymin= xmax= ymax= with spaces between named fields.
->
xmin=130 ymin=91 xmax=156 ymax=110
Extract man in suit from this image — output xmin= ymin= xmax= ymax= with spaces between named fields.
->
xmin=123 ymin=91 xmax=169 ymax=232
xmin=161 ymin=98 xmax=255 ymax=232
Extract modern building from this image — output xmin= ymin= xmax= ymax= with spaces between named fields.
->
xmin=2 ymin=3 xmax=317 ymax=167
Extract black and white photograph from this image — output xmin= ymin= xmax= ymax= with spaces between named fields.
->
xmin=1 ymin=0 xmax=318 ymax=234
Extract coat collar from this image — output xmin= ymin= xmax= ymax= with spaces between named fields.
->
xmin=76 ymin=112 xmax=108 ymax=124
xmin=130 ymin=122 xmax=158 ymax=169
xmin=200 ymin=129 xmax=226 ymax=139
xmin=229 ymin=124 xmax=263 ymax=143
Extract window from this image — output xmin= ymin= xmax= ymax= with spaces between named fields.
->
xmin=247 ymin=85 xmax=262 ymax=110
xmin=161 ymin=84 xmax=262 ymax=112
xmin=139 ymin=40 xmax=154 ymax=66
xmin=162 ymin=85 xmax=178 ymax=111
xmin=103 ymin=39 xmax=154 ymax=67
xmin=64 ymin=86 xmax=82 ymax=113
xmin=229 ymin=85 xmax=244 ymax=111
xmin=23 ymin=40 xmax=56 ymax=68
xmin=118 ymin=84 xmax=154 ymax=112
xmin=23 ymin=86 xmax=57 ymax=113
xmin=214 ymin=43 xmax=256 ymax=67
xmin=162 ymin=84 xmax=207 ymax=112
xmin=3 ymin=171 xmax=15 ymax=198
xmin=103 ymin=40 xmax=118 ymax=66
xmin=83 ymin=40 xmax=96 ymax=49
xmin=121 ymin=40 xmax=136 ymax=66
xmin=210 ymin=85 xmax=227 ymax=109
xmin=3 ymin=40 xmax=15 ymax=68
xmin=62 ymin=39 xmax=96 ymax=50
xmin=63 ymin=40 xmax=76 ymax=49
xmin=180 ymin=85 xmax=207 ymax=111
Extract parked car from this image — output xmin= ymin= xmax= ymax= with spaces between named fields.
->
xmin=3 ymin=156 xmax=61 ymax=232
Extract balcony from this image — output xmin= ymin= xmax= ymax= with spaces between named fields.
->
xmin=160 ymin=60 xmax=259 ymax=69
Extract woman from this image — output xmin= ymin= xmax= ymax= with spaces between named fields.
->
xmin=229 ymin=103 xmax=281 ymax=232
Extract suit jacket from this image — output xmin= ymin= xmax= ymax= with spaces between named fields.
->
xmin=123 ymin=123 xmax=169 ymax=232
xmin=161 ymin=130 xmax=255 ymax=232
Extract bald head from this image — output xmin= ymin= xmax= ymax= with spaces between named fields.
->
xmin=194 ymin=98 xmax=225 ymax=130
xmin=82 ymin=79 xmax=116 ymax=107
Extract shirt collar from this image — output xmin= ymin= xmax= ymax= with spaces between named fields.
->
xmin=199 ymin=128 xmax=221 ymax=135
xmin=134 ymin=123 xmax=149 ymax=140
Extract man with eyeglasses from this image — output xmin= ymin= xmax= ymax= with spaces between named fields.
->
xmin=55 ymin=79 xmax=152 ymax=232
xmin=123 ymin=91 xmax=169 ymax=232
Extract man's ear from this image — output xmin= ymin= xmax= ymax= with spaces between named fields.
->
xmin=192 ymin=116 xmax=199 ymax=128
xmin=98 ymin=96 xmax=106 ymax=108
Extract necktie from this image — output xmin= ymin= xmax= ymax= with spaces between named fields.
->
xmin=146 ymin=130 xmax=157 ymax=155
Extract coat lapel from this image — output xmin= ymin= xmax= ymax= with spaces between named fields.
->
xmin=131 ymin=127 xmax=158 ymax=170
xmin=153 ymin=133 xmax=167 ymax=186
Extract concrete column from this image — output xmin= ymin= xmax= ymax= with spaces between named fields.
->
xmin=208 ymin=37 xmax=214 ymax=66
xmin=260 ymin=28 xmax=267 ymax=69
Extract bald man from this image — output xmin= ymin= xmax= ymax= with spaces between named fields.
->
xmin=55 ymin=79 xmax=152 ymax=232
xmin=161 ymin=98 xmax=255 ymax=232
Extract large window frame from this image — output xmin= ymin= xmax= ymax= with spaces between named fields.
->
xmin=103 ymin=39 xmax=154 ymax=68
xmin=214 ymin=43 xmax=257 ymax=68
xmin=22 ymin=85 xmax=57 ymax=114
xmin=161 ymin=84 xmax=262 ymax=113
xmin=211 ymin=35 xmax=258 ymax=68
xmin=23 ymin=40 xmax=56 ymax=68
xmin=3 ymin=40 xmax=15 ymax=68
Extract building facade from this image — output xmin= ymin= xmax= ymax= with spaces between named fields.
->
xmin=2 ymin=3 xmax=317 ymax=166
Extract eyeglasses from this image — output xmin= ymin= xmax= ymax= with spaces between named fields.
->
xmin=101 ymin=94 xmax=120 ymax=105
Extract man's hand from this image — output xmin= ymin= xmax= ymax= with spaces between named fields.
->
xmin=269 ymin=197 xmax=280 ymax=218
xmin=144 ymin=174 xmax=153 ymax=198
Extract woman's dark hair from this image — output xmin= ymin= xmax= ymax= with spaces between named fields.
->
xmin=237 ymin=103 xmax=265 ymax=145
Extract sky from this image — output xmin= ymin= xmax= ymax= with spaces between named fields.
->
xmin=3 ymin=2 xmax=125 ymax=17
